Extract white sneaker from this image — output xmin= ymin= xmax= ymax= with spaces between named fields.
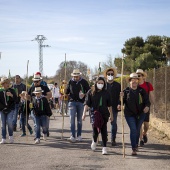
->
xmin=35 ymin=138 xmax=40 ymax=144
xmin=91 ymin=141 xmax=96 ymax=151
xmin=9 ymin=136 xmax=14 ymax=143
xmin=76 ymin=136 xmax=82 ymax=142
xmin=102 ymin=147 xmax=108 ymax=155
xmin=68 ymin=136 xmax=76 ymax=143
xmin=43 ymin=134 xmax=47 ymax=141
xmin=0 ymin=139 xmax=6 ymax=144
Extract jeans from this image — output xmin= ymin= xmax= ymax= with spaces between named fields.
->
xmin=68 ymin=101 xmax=84 ymax=138
xmin=20 ymin=113 xmax=32 ymax=134
xmin=35 ymin=115 xmax=48 ymax=139
xmin=30 ymin=110 xmax=37 ymax=136
xmin=13 ymin=104 xmax=19 ymax=127
xmin=125 ymin=113 xmax=146 ymax=150
xmin=1 ymin=110 xmax=14 ymax=139
xmin=111 ymin=108 xmax=118 ymax=140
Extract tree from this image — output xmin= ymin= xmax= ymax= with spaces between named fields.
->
xmin=162 ymin=38 xmax=170 ymax=65
xmin=54 ymin=60 xmax=89 ymax=84
xmin=101 ymin=55 xmax=116 ymax=71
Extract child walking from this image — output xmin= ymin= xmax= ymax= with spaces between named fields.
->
xmin=32 ymin=87 xmax=52 ymax=144
xmin=18 ymin=91 xmax=33 ymax=137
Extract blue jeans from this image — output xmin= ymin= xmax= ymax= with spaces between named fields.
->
xmin=13 ymin=104 xmax=19 ymax=127
xmin=1 ymin=110 xmax=14 ymax=139
xmin=111 ymin=108 xmax=118 ymax=140
xmin=125 ymin=113 xmax=146 ymax=150
xmin=30 ymin=110 xmax=37 ymax=136
xmin=68 ymin=101 xmax=84 ymax=138
xmin=20 ymin=113 xmax=32 ymax=134
xmin=35 ymin=115 xmax=48 ymax=139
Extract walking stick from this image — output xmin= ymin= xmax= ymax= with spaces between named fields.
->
xmin=26 ymin=60 xmax=29 ymax=139
xmin=97 ymin=62 xmax=101 ymax=144
xmin=61 ymin=53 xmax=67 ymax=139
xmin=121 ymin=54 xmax=125 ymax=158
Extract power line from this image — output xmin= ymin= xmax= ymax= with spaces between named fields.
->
xmin=0 ymin=40 xmax=31 ymax=43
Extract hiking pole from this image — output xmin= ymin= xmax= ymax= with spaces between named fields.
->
xmin=61 ymin=53 xmax=67 ymax=139
xmin=26 ymin=60 xmax=29 ymax=140
xmin=121 ymin=54 xmax=125 ymax=158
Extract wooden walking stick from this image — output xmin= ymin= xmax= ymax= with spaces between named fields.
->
xmin=26 ymin=60 xmax=29 ymax=139
xmin=61 ymin=53 xmax=67 ymax=139
xmin=121 ymin=54 xmax=125 ymax=158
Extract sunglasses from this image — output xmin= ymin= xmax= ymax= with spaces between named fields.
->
xmin=107 ymin=73 xmax=114 ymax=76
xmin=138 ymin=75 xmax=143 ymax=77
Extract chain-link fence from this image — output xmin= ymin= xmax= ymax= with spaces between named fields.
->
xmin=146 ymin=66 xmax=170 ymax=121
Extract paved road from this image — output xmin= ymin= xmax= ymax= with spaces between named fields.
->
xmin=0 ymin=110 xmax=170 ymax=170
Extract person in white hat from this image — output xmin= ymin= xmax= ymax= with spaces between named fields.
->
xmin=31 ymin=87 xmax=52 ymax=144
xmin=0 ymin=77 xmax=17 ymax=144
xmin=28 ymin=74 xmax=52 ymax=139
xmin=118 ymin=73 xmax=150 ymax=155
xmin=136 ymin=69 xmax=156 ymax=146
xmin=103 ymin=67 xmax=121 ymax=146
xmin=66 ymin=69 xmax=90 ymax=142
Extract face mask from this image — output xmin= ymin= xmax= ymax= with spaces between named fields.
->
xmin=107 ymin=75 xmax=114 ymax=80
xmin=97 ymin=83 xmax=104 ymax=89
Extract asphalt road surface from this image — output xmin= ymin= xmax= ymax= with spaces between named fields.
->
xmin=0 ymin=110 xmax=170 ymax=170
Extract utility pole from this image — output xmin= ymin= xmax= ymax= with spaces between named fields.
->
xmin=32 ymin=35 xmax=50 ymax=76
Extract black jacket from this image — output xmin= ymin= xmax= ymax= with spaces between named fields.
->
xmin=84 ymin=89 xmax=112 ymax=119
xmin=0 ymin=88 xmax=17 ymax=111
xmin=32 ymin=96 xmax=52 ymax=117
xmin=66 ymin=78 xmax=90 ymax=103
xmin=122 ymin=87 xmax=150 ymax=117
xmin=19 ymin=100 xmax=31 ymax=116
xmin=106 ymin=81 xmax=121 ymax=111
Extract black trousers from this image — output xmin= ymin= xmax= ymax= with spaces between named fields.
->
xmin=93 ymin=118 xmax=108 ymax=147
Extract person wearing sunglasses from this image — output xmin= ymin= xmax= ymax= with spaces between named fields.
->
xmin=136 ymin=69 xmax=156 ymax=147
xmin=103 ymin=68 xmax=121 ymax=146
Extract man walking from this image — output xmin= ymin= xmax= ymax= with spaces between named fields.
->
xmin=66 ymin=69 xmax=90 ymax=142
xmin=104 ymin=68 xmax=121 ymax=146
xmin=12 ymin=75 xmax=26 ymax=131
xmin=136 ymin=69 xmax=156 ymax=146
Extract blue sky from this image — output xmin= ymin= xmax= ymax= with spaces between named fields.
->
xmin=0 ymin=0 xmax=170 ymax=77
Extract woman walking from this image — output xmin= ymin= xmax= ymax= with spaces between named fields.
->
xmin=118 ymin=73 xmax=150 ymax=155
xmin=82 ymin=77 xmax=113 ymax=155
xmin=0 ymin=77 xmax=17 ymax=144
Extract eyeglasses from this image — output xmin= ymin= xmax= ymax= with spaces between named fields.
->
xmin=107 ymin=73 xmax=114 ymax=76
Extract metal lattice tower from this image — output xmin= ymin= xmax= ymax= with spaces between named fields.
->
xmin=33 ymin=35 xmax=50 ymax=75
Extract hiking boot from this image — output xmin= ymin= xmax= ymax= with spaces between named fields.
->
xmin=20 ymin=133 xmax=26 ymax=137
xmin=111 ymin=139 xmax=116 ymax=146
xmin=102 ymin=147 xmax=108 ymax=155
xmin=9 ymin=136 xmax=14 ymax=143
xmin=143 ymin=134 xmax=148 ymax=143
xmin=140 ymin=140 xmax=144 ymax=146
xmin=68 ymin=136 xmax=76 ymax=143
xmin=0 ymin=139 xmax=6 ymax=144
xmin=76 ymin=136 xmax=82 ymax=142
xmin=91 ymin=141 xmax=96 ymax=151
xmin=35 ymin=138 xmax=40 ymax=144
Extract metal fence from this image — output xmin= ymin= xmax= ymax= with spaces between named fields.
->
xmin=146 ymin=66 xmax=170 ymax=121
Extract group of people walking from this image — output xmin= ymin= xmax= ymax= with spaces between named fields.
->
xmin=0 ymin=67 xmax=155 ymax=156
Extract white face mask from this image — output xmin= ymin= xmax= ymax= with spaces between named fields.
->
xmin=97 ymin=83 xmax=104 ymax=89
xmin=107 ymin=75 xmax=114 ymax=81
